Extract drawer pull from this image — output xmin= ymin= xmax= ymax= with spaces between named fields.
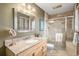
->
xmin=32 ymin=53 xmax=35 ymax=56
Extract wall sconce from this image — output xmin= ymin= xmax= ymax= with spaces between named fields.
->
xmin=18 ymin=4 xmax=36 ymax=14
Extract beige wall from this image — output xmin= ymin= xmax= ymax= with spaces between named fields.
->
xmin=0 ymin=3 xmax=44 ymax=55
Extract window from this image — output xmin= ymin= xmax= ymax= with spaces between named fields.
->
xmin=32 ymin=20 xmax=35 ymax=31
xmin=39 ymin=17 xmax=44 ymax=31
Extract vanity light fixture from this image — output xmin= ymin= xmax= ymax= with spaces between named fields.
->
xmin=27 ymin=4 xmax=36 ymax=12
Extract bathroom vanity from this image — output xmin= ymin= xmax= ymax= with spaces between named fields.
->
xmin=5 ymin=37 xmax=47 ymax=56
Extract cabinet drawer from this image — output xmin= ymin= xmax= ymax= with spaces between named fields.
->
xmin=42 ymin=50 xmax=47 ymax=56
xmin=17 ymin=49 xmax=33 ymax=56
xmin=35 ymin=49 xmax=42 ymax=56
xmin=17 ymin=46 xmax=36 ymax=56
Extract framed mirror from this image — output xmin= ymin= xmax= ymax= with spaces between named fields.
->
xmin=13 ymin=8 xmax=35 ymax=32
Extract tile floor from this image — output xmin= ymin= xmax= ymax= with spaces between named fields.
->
xmin=47 ymin=43 xmax=68 ymax=56
xmin=47 ymin=49 xmax=68 ymax=56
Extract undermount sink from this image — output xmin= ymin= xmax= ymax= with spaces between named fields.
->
xmin=8 ymin=39 xmax=39 ymax=48
xmin=25 ymin=39 xmax=39 ymax=44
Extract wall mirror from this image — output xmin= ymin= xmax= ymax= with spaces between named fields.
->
xmin=13 ymin=8 xmax=35 ymax=32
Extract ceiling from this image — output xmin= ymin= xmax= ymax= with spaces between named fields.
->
xmin=36 ymin=3 xmax=75 ymax=15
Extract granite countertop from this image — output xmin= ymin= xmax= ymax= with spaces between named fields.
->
xmin=5 ymin=37 xmax=43 ymax=55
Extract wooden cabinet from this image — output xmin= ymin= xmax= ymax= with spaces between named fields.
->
xmin=17 ymin=47 xmax=34 ymax=56
xmin=18 ymin=40 xmax=47 ymax=56
xmin=34 ymin=41 xmax=47 ymax=56
xmin=6 ymin=40 xmax=47 ymax=56
xmin=34 ymin=47 xmax=43 ymax=56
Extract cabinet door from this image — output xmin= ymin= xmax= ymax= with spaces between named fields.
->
xmin=42 ymin=46 xmax=47 ymax=56
xmin=17 ymin=49 xmax=32 ymax=56
xmin=35 ymin=47 xmax=43 ymax=56
xmin=17 ymin=46 xmax=35 ymax=56
xmin=42 ymin=40 xmax=47 ymax=56
xmin=35 ymin=41 xmax=47 ymax=56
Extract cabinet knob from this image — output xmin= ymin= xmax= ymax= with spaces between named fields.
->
xmin=32 ymin=53 xmax=35 ymax=56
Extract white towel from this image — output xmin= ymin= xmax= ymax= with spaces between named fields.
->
xmin=55 ymin=33 xmax=63 ymax=42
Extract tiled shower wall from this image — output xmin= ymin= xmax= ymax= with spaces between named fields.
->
xmin=47 ymin=10 xmax=74 ymax=49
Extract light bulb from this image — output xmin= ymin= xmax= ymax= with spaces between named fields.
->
xmin=32 ymin=8 xmax=36 ymax=12
xmin=22 ymin=3 xmax=26 ymax=6
xmin=27 ymin=5 xmax=31 ymax=10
